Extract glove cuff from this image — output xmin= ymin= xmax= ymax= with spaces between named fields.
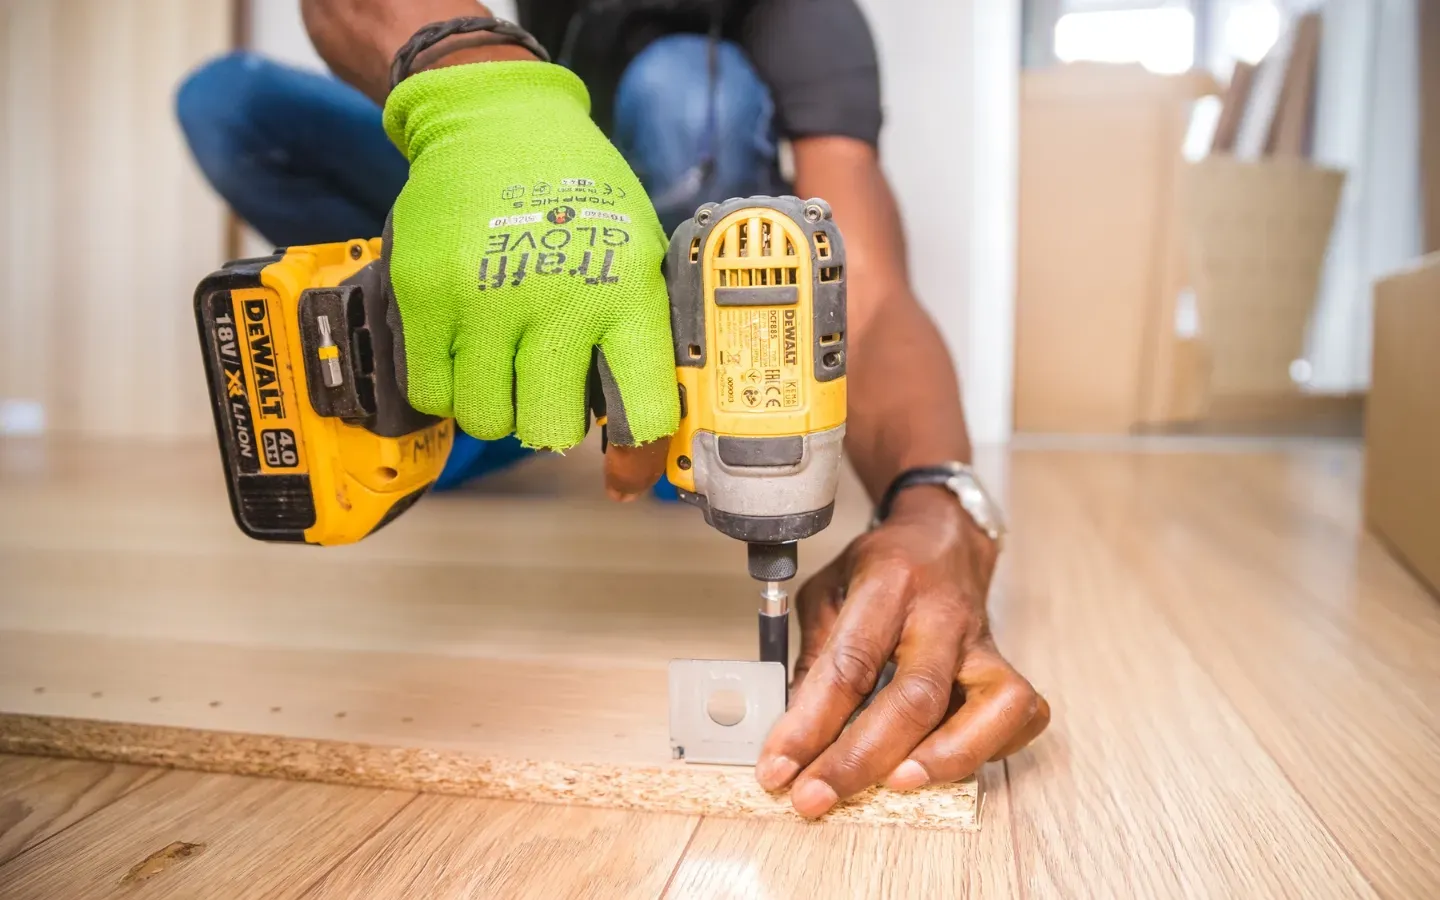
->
xmin=383 ymin=62 xmax=592 ymax=161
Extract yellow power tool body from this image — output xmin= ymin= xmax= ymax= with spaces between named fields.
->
xmin=194 ymin=239 xmax=452 ymax=545
xmin=664 ymin=196 xmax=847 ymax=668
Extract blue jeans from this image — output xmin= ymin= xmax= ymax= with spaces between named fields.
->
xmin=176 ymin=35 xmax=781 ymax=491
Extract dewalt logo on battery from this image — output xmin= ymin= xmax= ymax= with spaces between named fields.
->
xmin=243 ymin=299 xmax=286 ymax=418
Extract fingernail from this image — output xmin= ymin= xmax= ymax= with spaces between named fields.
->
xmin=885 ymin=759 xmax=930 ymax=791
xmin=755 ymin=755 xmax=800 ymax=791
xmin=606 ymin=488 xmax=640 ymax=503
xmin=791 ymin=780 xmax=840 ymax=818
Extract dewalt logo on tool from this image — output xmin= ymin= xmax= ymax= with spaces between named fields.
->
xmin=783 ymin=309 xmax=798 ymax=366
xmin=242 ymin=299 xmax=286 ymax=419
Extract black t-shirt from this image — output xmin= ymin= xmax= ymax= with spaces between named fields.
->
xmin=515 ymin=0 xmax=882 ymax=145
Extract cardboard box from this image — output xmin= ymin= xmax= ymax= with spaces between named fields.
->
xmin=1014 ymin=65 xmax=1217 ymax=433
xmin=1183 ymin=157 xmax=1344 ymax=402
xmin=1013 ymin=67 xmax=1344 ymax=435
xmin=1366 ymin=255 xmax=1440 ymax=597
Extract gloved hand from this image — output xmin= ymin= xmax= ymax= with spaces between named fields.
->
xmin=382 ymin=61 xmax=678 ymax=474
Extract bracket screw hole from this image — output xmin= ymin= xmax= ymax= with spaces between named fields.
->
xmin=706 ymin=689 xmax=747 ymax=727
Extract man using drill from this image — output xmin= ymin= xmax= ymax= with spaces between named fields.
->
xmin=176 ymin=0 xmax=1049 ymax=819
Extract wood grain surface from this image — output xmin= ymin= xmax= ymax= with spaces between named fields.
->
xmin=663 ymin=761 xmax=1019 ymax=899
xmin=996 ymin=450 xmax=1376 ymax=898
xmin=1110 ymin=451 xmax=1440 ymax=897
xmin=5 ymin=436 xmax=1440 ymax=898
xmin=0 ymin=770 xmax=414 ymax=900
xmin=306 ymin=796 xmax=696 ymax=900
xmin=0 ymin=755 xmax=162 ymax=865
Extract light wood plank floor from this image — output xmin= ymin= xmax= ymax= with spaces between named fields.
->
xmin=2 ymin=437 xmax=1438 ymax=898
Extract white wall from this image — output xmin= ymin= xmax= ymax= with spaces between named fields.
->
xmin=1308 ymin=0 xmax=1422 ymax=393
xmin=0 ymin=0 xmax=231 ymax=438
xmin=857 ymin=0 xmax=1019 ymax=445
xmin=250 ymin=0 xmax=323 ymax=69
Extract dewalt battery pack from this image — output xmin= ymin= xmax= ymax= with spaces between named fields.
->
xmin=194 ymin=239 xmax=452 ymax=545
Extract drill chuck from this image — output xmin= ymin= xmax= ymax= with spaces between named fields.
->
xmin=747 ymin=541 xmax=798 ymax=582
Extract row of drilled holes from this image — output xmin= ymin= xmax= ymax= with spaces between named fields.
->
xmin=29 ymin=686 xmax=491 ymax=728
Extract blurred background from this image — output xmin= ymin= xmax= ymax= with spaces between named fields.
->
xmin=0 ymin=0 xmax=1434 ymax=582
xmin=0 ymin=0 xmax=1430 ymax=440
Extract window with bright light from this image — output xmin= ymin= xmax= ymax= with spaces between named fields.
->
xmin=1222 ymin=0 xmax=1281 ymax=65
xmin=1054 ymin=7 xmax=1196 ymax=74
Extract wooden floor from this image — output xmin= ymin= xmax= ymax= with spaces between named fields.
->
xmin=2 ymin=436 xmax=1439 ymax=898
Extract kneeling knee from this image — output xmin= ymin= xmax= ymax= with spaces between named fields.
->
xmin=618 ymin=36 xmax=769 ymax=139
xmin=175 ymin=51 xmax=269 ymax=136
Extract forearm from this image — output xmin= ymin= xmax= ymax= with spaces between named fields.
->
xmin=845 ymin=292 xmax=974 ymax=500
xmin=301 ymin=0 xmax=536 ymax=103
xmin=792 ymin=137 xmax=973 ymax=502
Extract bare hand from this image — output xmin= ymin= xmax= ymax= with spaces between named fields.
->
xmin=754 ymin=486 xmax=1050 ymax=817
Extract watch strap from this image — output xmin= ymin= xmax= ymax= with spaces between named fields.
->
xmin=872 ymin=462 xmax=971 ymax=528
xmin=390 ymin=17 xmax=551 ymax=91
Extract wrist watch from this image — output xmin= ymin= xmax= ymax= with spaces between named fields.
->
xmin=872 ymin=462 xmax=1007 ymax=550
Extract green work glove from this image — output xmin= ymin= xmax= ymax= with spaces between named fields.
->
xmin=382 ymin=62 xmax=678 ymax=450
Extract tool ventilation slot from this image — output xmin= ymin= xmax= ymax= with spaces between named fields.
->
xmin=713 ymin=214 xmax=802 ymax=292
xmin=717 ymin=267 xmax=799 ymax=287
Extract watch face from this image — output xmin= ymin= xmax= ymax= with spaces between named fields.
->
xmin=950 ymin=474 xmax=1005 ymax=540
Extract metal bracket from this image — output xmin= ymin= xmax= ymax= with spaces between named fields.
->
xmin=668 ymin=660 xmax=785 ymax=766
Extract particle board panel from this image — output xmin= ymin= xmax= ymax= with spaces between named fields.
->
xmin=0 ymin=754 xmax=164 ymax=865
xmin=304 ymin=795 xmax=697 ymax=900
xmin=0 ymin=769 xmax=415 ymax=900
xmin=0 ymin=437 xmax=979 ymax=829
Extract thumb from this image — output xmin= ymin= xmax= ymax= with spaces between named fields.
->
xmin=594 ymin=311 xmax=679 ymax=449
